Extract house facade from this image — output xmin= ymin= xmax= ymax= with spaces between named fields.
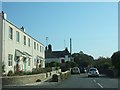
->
xmin=0 ymin=12 xmax=45 ymax=74
xmin=45 ymin=44 xmax=71 ymax=63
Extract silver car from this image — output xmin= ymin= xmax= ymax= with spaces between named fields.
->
xmin=71 ymin=67 xmax=80 ymax=74
xmin=88 ymin=68 xmax=99 ymax=77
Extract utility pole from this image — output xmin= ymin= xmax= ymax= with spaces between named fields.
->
xmin=64 ymin=39 xmax=66 ymax=49
xmin=46 ymin=37 xmax=48 ymax=46
xmin=70 ymin=38 xmax=72 ymax=55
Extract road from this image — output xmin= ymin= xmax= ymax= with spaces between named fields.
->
xmin=3 ymin=73 xmax=119 ymax=88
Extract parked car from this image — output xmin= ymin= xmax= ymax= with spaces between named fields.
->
xmin=88 ymin=68 xmax=99 ymax=77
xmin=71 ymin=67 xmax=80 ymax=74
xmin=79 ymin=67 xmax=87 ymax=73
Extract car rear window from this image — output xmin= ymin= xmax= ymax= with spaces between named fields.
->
xmin=89 ymin=68 xmax=96 ymax=71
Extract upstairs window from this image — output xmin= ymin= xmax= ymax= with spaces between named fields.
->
xmin=37 ymin=44 xmax=39 ymax=51
xmin=28 ymin=38 xmax=30 ymax=47
xmin=28 ymin=58 xmax=31 ymax=66
xmin=42 ymin=47 xmax=44 ymax=52
xmin=16 ymin=31 xmax=20 ymax=42
xmin=24 ymin=35 xmax=26 ymax=45
xmin=40 ymin=46 xmax=41 ymax=52
xmin=9 ymin=27 xmax=13 ymax=40
xmin=34 ymin=42 xmax=36 ymax=50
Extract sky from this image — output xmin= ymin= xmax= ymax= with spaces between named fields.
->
xmin=2 ymin=2 xmax=118 ymax=59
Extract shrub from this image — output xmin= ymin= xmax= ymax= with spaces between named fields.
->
xmin=7 ymin=70 xmax=14 ymax=76
xmin=14 ymin=71 xmax=24 ymax=76
xmin=25 ymin=71 xmax=32 ymax=75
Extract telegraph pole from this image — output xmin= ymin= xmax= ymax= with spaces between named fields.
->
xmin=46 ymin=37 xmax=48 ymax=46
xmin=70 ymin=38 xmax=72 ymax=55
xmin=64 ymin=39 xmax=66 ymax=49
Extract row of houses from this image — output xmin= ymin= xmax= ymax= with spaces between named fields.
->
xmin=0 ymin=11 xmax=71 ymax=75
xmin=0 ymin=12 xmax=45 ymax=74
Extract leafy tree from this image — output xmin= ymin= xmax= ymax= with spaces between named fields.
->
xmin=111 ymin=51 xmax=120 ymax=70
xmin=93 ymin=56 xmax=112 ymax=74
xmin=72 ymin=51 xmax=94 ymax=67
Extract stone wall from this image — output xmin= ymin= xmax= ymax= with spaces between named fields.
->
xmin=2 ymin=69 xmax=61 ymax=86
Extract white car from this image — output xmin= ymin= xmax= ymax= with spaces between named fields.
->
xmin=71 ymin=67 xmax=80 ymax=74
xmin=88 ymin=68 xmax=99 ymax=77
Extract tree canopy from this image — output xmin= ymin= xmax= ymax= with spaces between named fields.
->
xmin=72 ymin=51 xmax=94 ymax=67
xmin=111 ymin=51 xmax=120 ymax=70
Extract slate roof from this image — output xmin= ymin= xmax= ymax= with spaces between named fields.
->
xmin=45 ymin=48 xmax=71 ymax=58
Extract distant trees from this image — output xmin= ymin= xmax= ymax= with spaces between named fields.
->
xmin=72 ymin=51 xmax=94 ymax=68
xmin=93 ymin=57 xmax=112 ymax=73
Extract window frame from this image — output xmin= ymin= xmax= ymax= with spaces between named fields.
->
xmin=28 ymin=58 xmax=31 ymax=66
xmin=8 ymin=54 xmax=13 ymax=66
xmin=24 ymin=35 xmax=26 ymax=45
xmin=34 ymin=42 xmax=36 ymax=50
xmin=9 ymin=26 xmax=13 ymax=40
xmin=16 ymin=31 xmax=20 ymax=42
xmin=28 ymin=38 xmax=30 ymax=47
xmin=37 ymin=44 xmax=39 ymax=51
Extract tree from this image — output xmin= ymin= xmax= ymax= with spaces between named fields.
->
xmin=111 ymin=51 xmax=120 ymax=70
xmin=46 ymin=61 xmax=60 ymax=67
xmin=72 ymin=51 xmax=94 ymax=67
xmin=93 ymin=57 xmax=112 ymax=74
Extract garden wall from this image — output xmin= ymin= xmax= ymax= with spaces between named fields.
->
xmin=2 ymin=69 xmax=61 ymax=86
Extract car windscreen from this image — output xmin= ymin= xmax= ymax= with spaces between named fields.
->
xmin=89 ymin=68 xmax=96 ymax=71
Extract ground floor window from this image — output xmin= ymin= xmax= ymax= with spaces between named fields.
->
xmin=28 ymin=58 xmax=31 ymax=66
xmin=34 ymin=59 xmax=36 ymax=66
xmin=8 ymin=54 xmax=13 ymax=66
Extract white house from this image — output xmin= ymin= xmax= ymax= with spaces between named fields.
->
xmin=45 ymin=44 xmax=71 ymax=63
xmin=0 ymin=11 xmax=45 ymax=75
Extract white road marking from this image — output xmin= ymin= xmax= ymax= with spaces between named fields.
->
xmin=97 ymin=83 xmax=103 ymax=88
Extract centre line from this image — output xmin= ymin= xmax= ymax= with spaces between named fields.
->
xmin=97 ymin=83 xmax=103 ymax=88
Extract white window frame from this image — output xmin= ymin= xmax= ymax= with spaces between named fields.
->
xmin=28 ymin=38 xmax=30 ymax=47
xmin=8 ymin=54 xmax=13 ymax=66
xmin=37 ymin=44 xmax=39 ymax=51
xmin=24 ymin=35 xmax=26 ymax=45
xmin=34 ymin=42 xmax=36 ymax=50
xmin=28 ymin=58 xmax=31 ymax=66
xmin=34 ymin=59 xmax=36 ymax=66
xmin=9 ymin=27 xmax=13 ymax=40
xmin=16 ymin=31 xmax=20 ymax=42
xmin=40 ymin=46 xmax=41 ymax=52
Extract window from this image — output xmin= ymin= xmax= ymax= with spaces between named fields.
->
xmin=34 ymin=42 xmax=36 ymax=50
xmin=28 ymin=58 xmax=30 ymax=66
xmin=16 ymin=31 xmax=20 ymax=42
xmin=9 ymin=27 xmax=13 ymax=40
xmin=28 ymin=38 xmax=30 ymax=47
xmin=8 ymin=54 xmax=13 ymax=66
xmin=42 ymin=47 xmax=44 ymax=52
xmin=34 ymin=59 xmax=36 ymax=66
xmin=37 ymin=44 xmax=39 ymax=51
xmin=40 ymin=46 xmax=41 ymax=52
xmin=24 ymin=35 xmax=26 ymax=45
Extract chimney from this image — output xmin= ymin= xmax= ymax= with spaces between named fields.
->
xmin=1 ymin=11 xmax=7 ymax=19
xmin=48 ymin=44 xmax=52 ymax=52
xmin=21 ymin=26 xmax=25 ymax=32
xmin=70 ymin=38 xmax=72 ymax=55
